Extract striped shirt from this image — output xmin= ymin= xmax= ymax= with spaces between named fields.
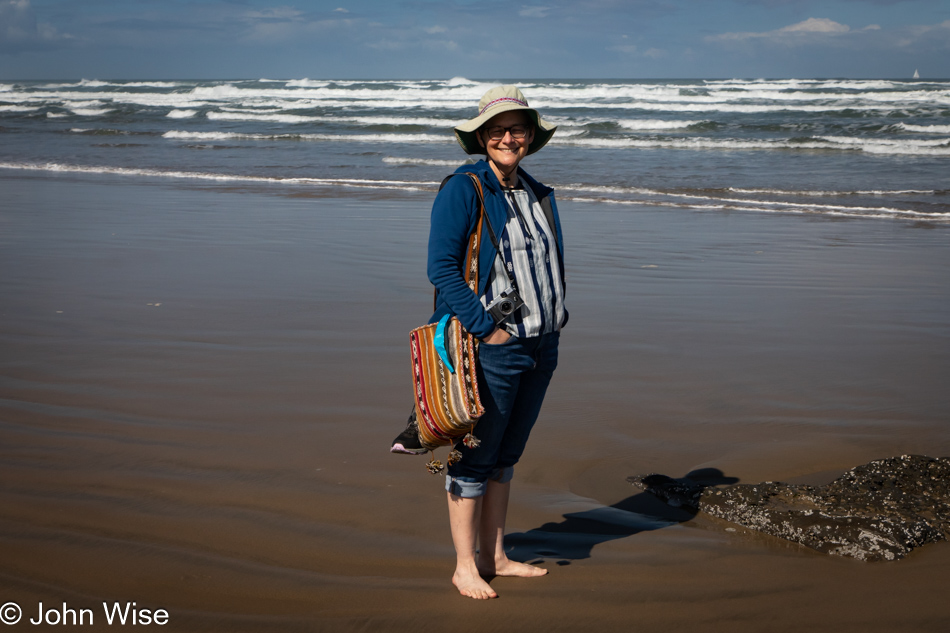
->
xmin=480 ymin=181 xmax=566 ymax=338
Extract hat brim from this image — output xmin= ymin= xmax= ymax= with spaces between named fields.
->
xmin=454 ymin=103 xmax=556 ymax=156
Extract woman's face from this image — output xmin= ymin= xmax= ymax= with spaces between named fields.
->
xmin=476 ymin=110 xmax=535 ymax=176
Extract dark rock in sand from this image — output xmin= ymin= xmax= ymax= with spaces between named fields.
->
xmin=628 ymin=455 xmax=950 ymax=561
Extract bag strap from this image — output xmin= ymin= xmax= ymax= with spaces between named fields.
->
xmin=440 ymin=172 xmax=519 ymax=290
xmin=433 ymin=173 xmax=486 ymax=310
xmin=461 ymin=172 xmax=485 ymax=294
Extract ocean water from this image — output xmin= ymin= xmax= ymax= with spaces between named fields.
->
xmin=1 ymin=77 xmax=949 ymax=222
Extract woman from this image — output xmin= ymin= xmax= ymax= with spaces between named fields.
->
xmin=395 ymin=86 xmax=566 ymax=599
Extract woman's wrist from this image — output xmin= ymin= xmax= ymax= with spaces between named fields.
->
xmin=483 ymin=328 xmax=511 ymax=344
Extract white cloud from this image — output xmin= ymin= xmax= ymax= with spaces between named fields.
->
xmin=244 ymin=7 xmax=305 ymax=21
xmin=519 ymin=6 xmax=551 ymax=18
xmin=778 ymin=17 xmax=850 ymax=34
xmin=333 ymin=8 xmax=349 ymax=13
xmin=707 ymin=16 xmax=950 ymax=53
xmin=709 ymin=17 xmax=853 ymax=42
xmin=425 ymin=26 xmax=448 ymax=34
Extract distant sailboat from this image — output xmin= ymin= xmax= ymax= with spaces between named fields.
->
xmin=913 ymin=69 xmax=920 ymax=79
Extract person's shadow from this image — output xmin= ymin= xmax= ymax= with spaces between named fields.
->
xmin=504 ymin=468 xmax=738 ymax=564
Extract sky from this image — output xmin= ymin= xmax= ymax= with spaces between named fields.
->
xmin=1 ymin=0 xmax=948 ymax=79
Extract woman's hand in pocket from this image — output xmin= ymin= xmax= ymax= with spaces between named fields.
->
xmin=482 ymin=328 xmax=511 ymax=345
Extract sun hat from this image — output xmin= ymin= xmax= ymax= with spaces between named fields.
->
xmin=454 ymin=85 xmax=556 ymax=156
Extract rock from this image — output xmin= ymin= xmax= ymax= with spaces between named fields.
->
xmin=627 ymin=455 xmax=950 ymax=561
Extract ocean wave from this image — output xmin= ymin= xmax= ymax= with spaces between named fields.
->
xmin=894 ymin=123 xmax=950 ymax=134
xmin=818 ymin=136 xmax=950 ymax=154
xmin=561 ymin=195 xmax=949 ymax=222
xmin=37 ymin=79 xmax=175 ymax=89
xmin=5 ymin=85 xmax=943 ymax=117
xmin=167 ymin=109 xmax=198 ymax=118
xmin=533 ymin=99 xmax=903 ymax=114
xmin=285 ymin=79 xmax=331 ymax=88
xmin=203 ymin=111 xmax=461 ymax=127
xmin=558 ymin=183 xmax=941 ymax=210
xmin=702 ymin=79 xmax=942 ymax=91
xmin=726 ymin=187 xmax=937 ymax=196
xmin=206 ymin=111 xmax=319 ymax=123
xmin=552 ymin=135 xmax=950 ymax=155
xmin=162 ymin=130 xmax=453 ymax=144
xmin=0 ymin=161 xmax=440 ymax=191
xmin=2 ymin=160 xmax=944 ymax=222
xmin=0 ymin=105 xmax=40 ymax=112
xmin=163 ymin=126 xmax=950 ymax=155
xmin=383 ymin=157 xmax=473 ymax=166
xmin=69 ymin=107 xmax=114 ymax=116
xmin=704 ymin=89 xmax=950 ymax=105
xmin=617 ymin=119 xmax=709 ymax=131
xmin=340 ymin=115 xmax=461 ymax=127
xmin=446 ymin=77 xmax=479 ymax=86
xmin=1 ymin=90 xmax=212 ymax=109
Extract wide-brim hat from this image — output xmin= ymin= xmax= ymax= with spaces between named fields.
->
xmin=454 ymin=85 xmax=556 ymax=156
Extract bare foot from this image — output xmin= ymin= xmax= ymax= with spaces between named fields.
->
xmin=479 ymin=557 xmax=548 ymax=578
xmin=453 ymin=567 xmax=498 ymax=599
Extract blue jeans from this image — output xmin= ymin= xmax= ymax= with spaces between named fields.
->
xmin=445 ymin=331 xmax=559 ymax=498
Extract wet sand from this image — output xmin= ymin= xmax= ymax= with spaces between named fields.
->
xmin=1 ymin=172 xmax=949 ymax=632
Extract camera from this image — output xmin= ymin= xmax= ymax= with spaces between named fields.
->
xmin=486 ymin=288 xmax=525 ymax=324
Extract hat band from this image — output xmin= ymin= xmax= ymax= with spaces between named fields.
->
xmin=478 ymin=96 xmax=528 ymax=116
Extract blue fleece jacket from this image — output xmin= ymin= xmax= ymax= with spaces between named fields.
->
xmin=427 ymin=159 xmax=567 ymax=339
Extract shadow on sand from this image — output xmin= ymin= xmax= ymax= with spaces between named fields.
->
xmin=505 ymin=468 xmax=738 ymax=565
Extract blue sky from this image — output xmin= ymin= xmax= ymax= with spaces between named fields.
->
xmin=1 ymin=0 xmax=948 ymax=79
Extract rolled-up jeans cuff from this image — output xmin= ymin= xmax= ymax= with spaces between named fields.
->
xmin=445 ymin=467 xmax=514 ymax=498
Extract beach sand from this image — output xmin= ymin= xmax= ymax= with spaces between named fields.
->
xmin=1 ymin=172 xmax=948 ymax=632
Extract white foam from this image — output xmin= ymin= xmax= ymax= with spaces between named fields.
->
xmin=818 ymin=135 xmax=950 ymax=154
xmin=206 ymin=111 xmax=319 ymax=123
xmin=70 ymin=108 xmax=113 ymax=116
xmin=726 ymin=187 xmax=936 ymax=196
xmin=894 ymin=123 xmax=950 ymax=134
xmin=1 ymin=89 xmax=211 ymax=109
xmin=0 ymin=105 xmax=40 ymax=112
xmin=536 ymin=99 xmax=902 ymax=114
xmin=162 ymin=130 xmax=453 ymax=144
xmin=446 ymin=77 xmax=479 ymax=86
xmin=0 ymin=161 xmax=440 ymax=191
xmin=383 ymin=157 xmax=473 ymax=166
xmin=219 ymin=106 xmax=286 ymax=113
xmin=284 ymin=79 xmax=330 ymax=88
xmin=166 ymin=109 xmax=198 ymax=118
xmin=550 ymin=135 xmax=950 ymax=155
xmin=617 ymin=119 xmax=708 ymax=131
xmin=341 ymin=115 xmax=459 ymax=127
xmin=46 ymin=112 xmax=67 ymax=118
xmin=561 ymin=195 xmax=949 ymax=222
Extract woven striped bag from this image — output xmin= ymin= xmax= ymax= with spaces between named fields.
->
xmin=409 ymin=173 xmax=487 ymax=472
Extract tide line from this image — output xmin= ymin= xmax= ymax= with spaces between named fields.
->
xmin=0 ymin=161 xmax=439 ymax=191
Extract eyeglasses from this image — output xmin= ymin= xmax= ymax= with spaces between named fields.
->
xmin=484 ymin=125 xmax=529 ymax=140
